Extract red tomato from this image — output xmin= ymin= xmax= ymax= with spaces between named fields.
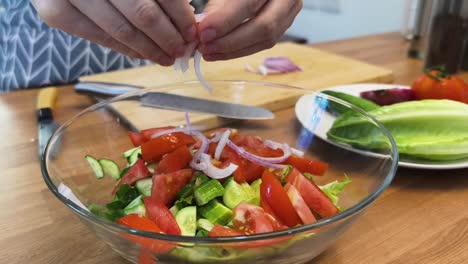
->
xmin=285 ymin=156 xmax=328 ymax=176
xmin=143 ymin=197 xmax=181 ymax=235
xmin=117 ymin=214 xmax=175 ymax=253
xmin=411 ymin=68 xmax=468 ymax=103
xmin=151 ymin=169 xmax=193 ymax=206
xmin=260 ymin=196 xmax=284 ymax=225
xmin=287 ymin=168 xmax=338 ymax=218
xmin=231 ymin=135 xmax=283 ymax=157
xmin=141 ymin=133 xmax=195 ymax=162
xmin=243 ymin=161 xmax=264 ymax=183
xmin=232 ymin=202 xmax=277 ymax=235
xmin=284 ymin=183 xmax=316 ymax=224
xmin=128 ymin=131 xmax=146 ymax=147
xmin=220 ymin=146 xmax=246 ymax=183
xmin=411 ymin=69 xmax=441 ymax=100
xmin=141 ymin=126 xmax=175 ymax=141
xmin=209 ymin=224 xmax=244 ymax=237
xmin=113 ymin=159 xmax=151 ymax=194
xmin=260 ymin=170 xmax=301 ymax=227
xmin=155 ymin=145 xmax=192 ymax=174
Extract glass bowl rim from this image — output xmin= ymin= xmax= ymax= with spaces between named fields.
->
xmin=41 ymin=80 xmax=398 ymax=244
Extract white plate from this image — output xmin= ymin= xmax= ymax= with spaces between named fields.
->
xmin=295 ymin=83 xmax=468 ymax=170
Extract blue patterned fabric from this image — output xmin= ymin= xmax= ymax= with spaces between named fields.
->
xmin=0 ymin=0 xmax=150 ymax=92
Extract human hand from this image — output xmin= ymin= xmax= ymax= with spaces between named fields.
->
xmin=32 ymin=0 xmax=197 ymax=66
xmin=197 ymin=0 xmax=303 ymax=61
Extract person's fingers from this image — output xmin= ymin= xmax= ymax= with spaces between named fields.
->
xmin=69 ymin=0 xmax=174 ymax=65
xmin=203 ymin=42 xmax=274 ymax=61
xmin=110 ymin=0 xmax=189 ymax=57
xmin=198 ymin=0 xmax=268 ymax=43
xmin=156 ymin=0 xmax=197 ymax=42
xmin=32 ymin=0 xmax=142 ymax=59
xmin=199 ymin=0 xmax=302 ymax=57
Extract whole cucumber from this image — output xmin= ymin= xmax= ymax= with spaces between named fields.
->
xmin=321 ymin=90 xmax=380 ymax=114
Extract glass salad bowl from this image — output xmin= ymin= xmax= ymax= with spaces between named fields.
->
xmin=41 ymin=80 xmax=398 ymax=264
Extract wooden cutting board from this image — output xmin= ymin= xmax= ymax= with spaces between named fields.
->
xmin=80 ymin=42 xmax=393 ymax=131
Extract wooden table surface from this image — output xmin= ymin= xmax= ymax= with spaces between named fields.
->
xmin=2 ymin=32 xmax=468 ymax=264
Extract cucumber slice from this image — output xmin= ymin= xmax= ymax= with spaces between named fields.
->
xmin=194 ymin=180 xmax=225 ymax=206
xmin=169 ymin=205 xmax=179 ymax=216
xmin=123 ymin=204 xmax=146 ymax=216
xmin=199 ymin=199 xmax=233 ymax=225
xmin=85 ymin=155 xmax=104 ymax=179
xmin=195 ymin=229 xmax=209 ymax=237
xmin=123 ymin=195 xmax=146 ymax=215
xmin=123 ymin=146 xmax=140 ymax=158
xmin=135 ymin=178 xmax=153 ymax=196
xmin=250 ymin=179 xmax=262 ymax=198
xmin=197 ymin=218 xmax=214 ymax=231
xmin=223 ymin=179 xmax=258 ymax=209
xmin=194 ymin=174 xmax=210 ymax=187
xmin=175 ymin=206 xmax=197 ymax=236
xmin=99 ymin=159 xmax=121 ymax=180
xmin=128 ymin=147 xmax=142 ymax=166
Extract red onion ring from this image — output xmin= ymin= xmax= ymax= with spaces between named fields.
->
xmin=214 ymin=130 xmax=231 ymax=160
xmin=199 ymin=153 xmax=238 ymax=179
xmin=226 ymin=141 xmax=287 ymax=169
xmin=194 ymin=51 xmax=214 ymax=93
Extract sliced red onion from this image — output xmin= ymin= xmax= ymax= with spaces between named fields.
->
xmin=174 ymin=42 xmax=198 ymax=73
xmin=189 ymin=131 xmax=210 ymax=170
xmin=185 ymin=112 xmax=192 ymax=133
xmin=245 ymin=57 xmax=302 ymax=76
xmin=199 ymin=153 xmax=238 ymax=179
xmin=226 ymin=141 xmax=287 ymax=169
xmin=264 ymin=138 xmax=304 ymax=157
xmin=290 ymin=147 xmax=305 ymax=157
xmin=264 ymin=57 xmax=302 ymax=72
xmin=214 ymin=130 xmax=231 ymax=160
xmin=58 ymin=183 xmax=89 ymax=211
xmin=194 ymin=50 xmax=214 ymax=93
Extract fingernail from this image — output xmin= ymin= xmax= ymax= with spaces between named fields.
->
xmin=200 ymin=28 xmax=216 ymax=43
xmin=201 ymin=43 xmax=218 ymax=54
xmin=185 ymin=25 xmax=197 ymax=42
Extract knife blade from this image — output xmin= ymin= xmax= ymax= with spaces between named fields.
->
xmin=74 ymin=81 xmax=275 ymax=120
xmin=37 ymin=87 xmax=59 ymax=159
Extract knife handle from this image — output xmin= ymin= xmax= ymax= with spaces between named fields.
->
xmin=37 ymin=87 xmax=57 ymax=122
xmin=75 ymin=82 xmax=141 ymax=97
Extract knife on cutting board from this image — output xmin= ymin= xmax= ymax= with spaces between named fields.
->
xmin=37 ymin=87 xmax=59 ymax=159
xmin=74 ymin=81 xmax=274 ymax=120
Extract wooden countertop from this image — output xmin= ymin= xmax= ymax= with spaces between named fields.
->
xmin=2 ymin=32 xmax=468 ymax=264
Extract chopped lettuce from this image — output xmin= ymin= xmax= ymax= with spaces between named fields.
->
xmin=319 ymin=175 xmax=351 ymax=210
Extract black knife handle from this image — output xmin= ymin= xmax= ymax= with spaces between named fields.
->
xmin=37 ymin=108 xmax=53 ymax=122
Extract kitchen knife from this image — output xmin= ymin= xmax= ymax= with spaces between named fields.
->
xmin=74 ymin=81 xmax=275 ymax=120
xmin=37 ymin=87 xmax=59 ymax=159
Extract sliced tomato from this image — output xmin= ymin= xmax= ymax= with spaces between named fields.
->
xmin=231 ymin=135 xmax=283 ymax=157
xmin=287 ymin=168 xmax=338 ymax=218
xmin=113 ymin=159 xmax=151 ymax=194
xmin=209 ymin=224 xmax=244 ymax=237
xmin=155 ymin=145 xmax=192 ymax=174
xmin=260 ymin=196 xmax=284 ymax=225
xmin=117 ymin=214 xmax=175 ymax=253
xmin=285 ymin=156 xmax=328 ymax=176
xmin=243 ymin=161 xmax=263 ymax=183
xmin=232 ymin=202 xmax=276 ymax=235
xmin=141 ymin=126 xmax=175 ymax=141
xmin=285 ymin=183 xmax=316 ymax=224
xmin=151 ymin=169 xmax=193 ymax=206
xmin=143 ymin=197 xmax=181 ymax=235
xmin=220 ymin=146 xmax=246 ymax=183
xmin=128 ymin=131 xmax=146 ymax=147
xmin=260 ymin=170 xmax=301 ymax=227
xmin=138 ymin=251 xmax=157 ymax=264
xmin=141 ymin=133 xmax=195 ymax=162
